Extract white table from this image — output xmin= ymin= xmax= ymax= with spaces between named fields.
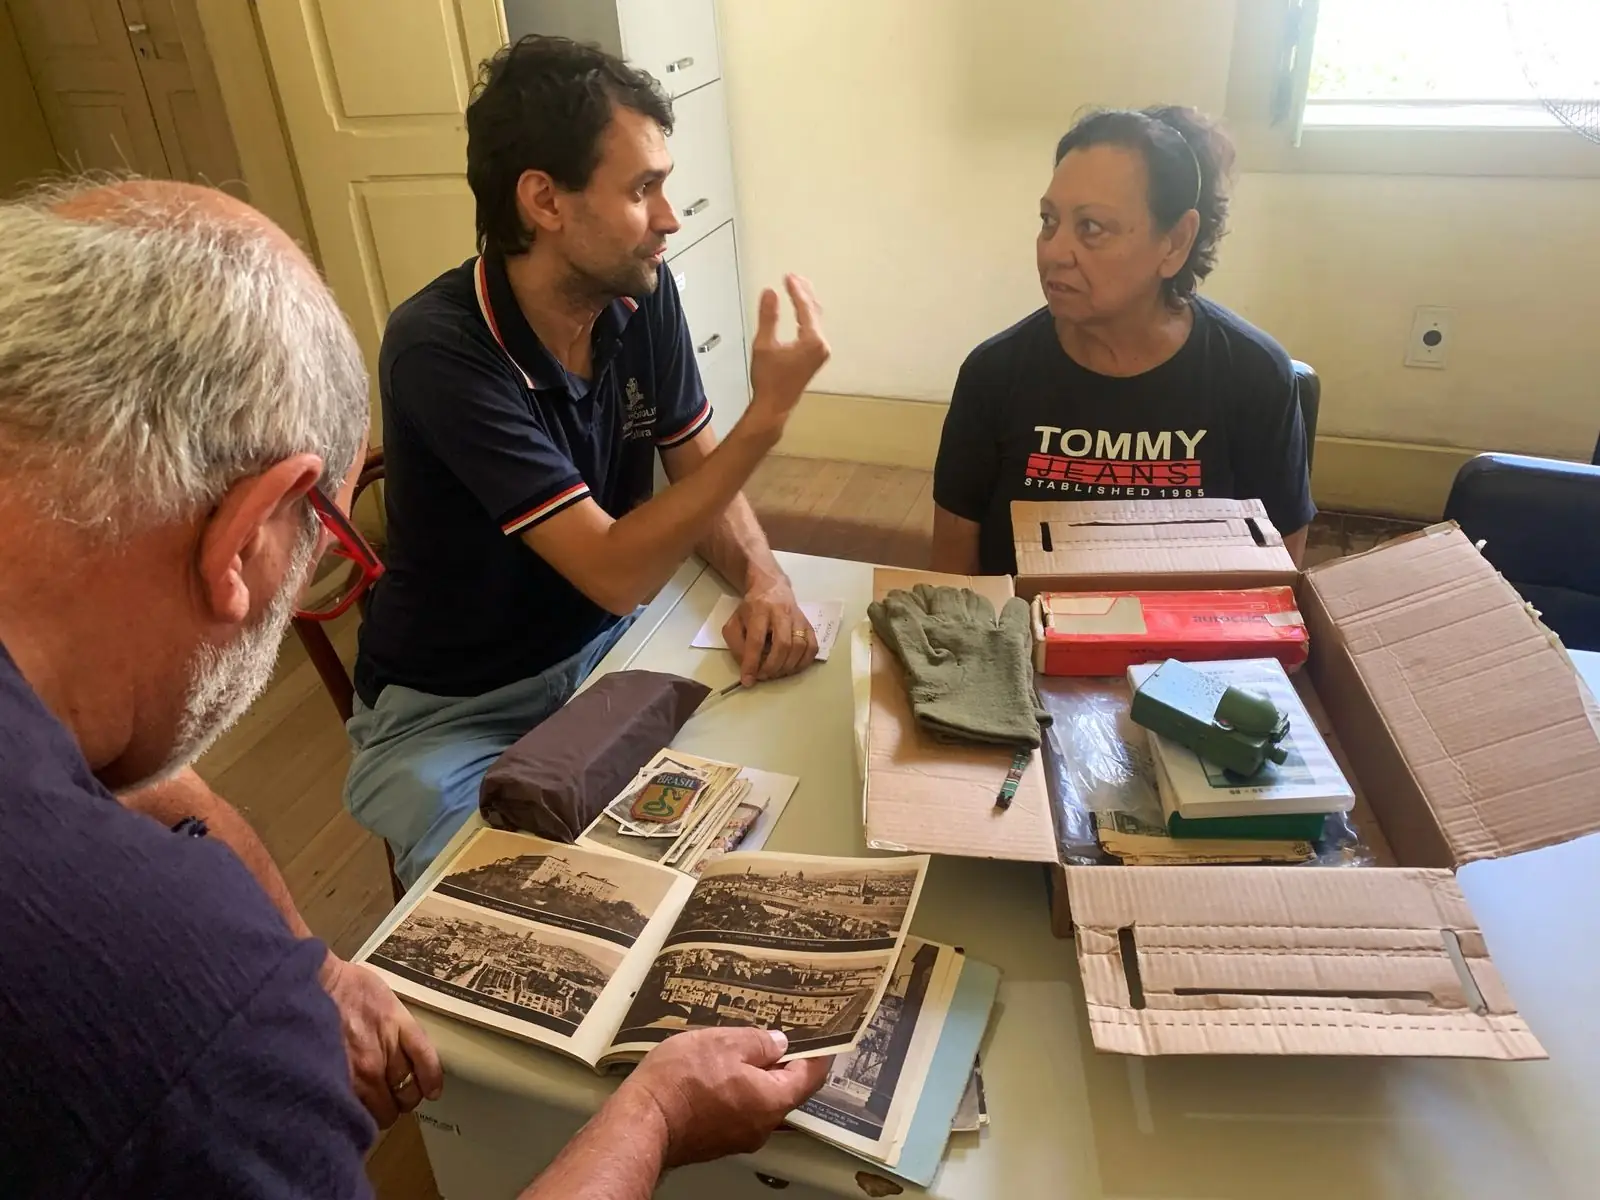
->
xmin=365 ymin=554 xmax=1600 ymax=1200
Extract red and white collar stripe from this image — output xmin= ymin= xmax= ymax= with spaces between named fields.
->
xmin=473 ymin=255 xmax=641 ymax=386
xmin=473 ymin=256 xmax=534 ymax=390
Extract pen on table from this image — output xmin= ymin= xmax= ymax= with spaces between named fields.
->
xmin=719 ymin=630 xmax=778 ymax=695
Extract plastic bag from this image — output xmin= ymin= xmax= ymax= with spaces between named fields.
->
xmin=1035 ymin=674 xmax=1374 ymax=868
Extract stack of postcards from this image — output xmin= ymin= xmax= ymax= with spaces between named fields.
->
xmin=577 ymin=749 xmax=794 ymax=877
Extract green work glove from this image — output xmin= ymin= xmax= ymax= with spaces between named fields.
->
xmin=867 ymin=584 xmax=1051 ymax=749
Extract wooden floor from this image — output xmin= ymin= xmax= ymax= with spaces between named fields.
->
xmin=741 ymin=454 xmax=1421 ymax=570
xmin=743 ymin=455 xmax=936 ymax=568
xmin=201 ymin=454 xmax=1419 ymax=1199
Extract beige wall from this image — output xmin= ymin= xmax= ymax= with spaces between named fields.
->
xmin=0 ymin=6 xmax=57 ymax=197
xmin=719 ymin=0 xmax=1600 ymax=515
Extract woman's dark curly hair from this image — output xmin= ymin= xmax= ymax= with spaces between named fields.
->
xmin=1054 ymin=106 xmax=1236 ymax=309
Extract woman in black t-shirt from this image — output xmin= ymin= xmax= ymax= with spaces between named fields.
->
xmin=932 ymin=107 xmax=1315 ymax=576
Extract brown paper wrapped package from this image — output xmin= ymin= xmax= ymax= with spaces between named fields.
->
xmin=478 ymin=670 xmax=711 ymax=842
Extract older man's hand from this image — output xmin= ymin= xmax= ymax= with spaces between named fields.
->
xmin=623 ymin=1026 xmax=829 ymax=1169
xmin=723 ymin=575 xmax=818 ymax=688
xmin=320 ymin=955 xmax=443 ymax=1127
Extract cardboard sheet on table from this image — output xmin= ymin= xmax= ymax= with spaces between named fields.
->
xmin=1066 ymin=864 xmax=1546 ymax=1060
xmin=865 ymin=568 xmax=1057 ymax=862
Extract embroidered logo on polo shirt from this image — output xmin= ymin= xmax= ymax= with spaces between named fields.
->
xmin=622 ymin=377 xmax=656 ymax=441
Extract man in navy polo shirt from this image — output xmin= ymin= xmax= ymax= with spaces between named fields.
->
xmin=348 ymin=36 xmax=831 ymax=885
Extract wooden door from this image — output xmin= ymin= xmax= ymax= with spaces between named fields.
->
xmin=252 ymin=0 xmax=508 ymax=431
xmin=7 ymin=0 xmax=169 ymax=176
xmin=119 ymin=0 xmax=243 ymax=189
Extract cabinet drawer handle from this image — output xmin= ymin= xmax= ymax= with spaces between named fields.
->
xmin=665 ymin=55 xmax=695 ymax=73
xmin=695 ymin=333 xmax=722 ymax=355
xmin=682 ymin=197 xmax=711 ymax=217
xmin=126 ymin=22 xmax=149 ymax=33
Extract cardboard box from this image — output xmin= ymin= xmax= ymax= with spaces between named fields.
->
xmin=1029 ymin=516 xmax=1600 ymax=1059
xmin=1012 ymin=498 xmax=1298 ymax=599
xmin=1031 ymin=587 xmax=1308 ymax=676
xmin=864 ymin=568 xmax=1058 ymax=864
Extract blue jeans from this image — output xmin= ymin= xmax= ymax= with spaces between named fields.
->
xmin=343 ymin=619 xmax=633 ymax=888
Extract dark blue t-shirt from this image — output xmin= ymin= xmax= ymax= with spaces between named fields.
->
xmin=934 ymin=297 xmax=1316 ymax=575
xmin=0 ymin=641 xmax=374 ymax=1198
xmin=355 ymin=253 xmax=711 ymax=705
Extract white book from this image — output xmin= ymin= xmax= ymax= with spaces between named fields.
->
xmin=1129 ymin=658 xmax=1355 ymax=819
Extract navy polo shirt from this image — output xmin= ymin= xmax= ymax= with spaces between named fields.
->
xmin=355 ymin=254 xmax=712 ymax=705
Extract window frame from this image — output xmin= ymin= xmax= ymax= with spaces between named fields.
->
xmin=1225 ymin=0 xmax=1600 ymax=178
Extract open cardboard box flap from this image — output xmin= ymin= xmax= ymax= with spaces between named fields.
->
xmin=864 ymin=568 xmax=1058 ymax=863
xmin=1012 ymin=498 xmax=1299 ymax=597
xmin=1062 ymin=523 xmax=1600 ymax=1059
xmin=1303 ymin=522 xmax=1600 ymax=863
xmin=1066 ymin=864 xmax=1545 ymax=1059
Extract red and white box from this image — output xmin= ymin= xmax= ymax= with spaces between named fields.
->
xmin=1030 ymin=587 xmax=1308 ymax=676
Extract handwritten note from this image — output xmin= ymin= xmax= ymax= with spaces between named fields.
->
xmin=692 ymin=596 xmax=845 ymax=663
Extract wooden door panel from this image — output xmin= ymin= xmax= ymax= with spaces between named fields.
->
xmin=317 ymin=0 xmax=472 ymax=119
xmin=18 ymin=1 xmax=100 ymax=47
xmin=355 ymin=177 xmax=478 ymax=322
xmin=254 ymin=0 xmax=508 ymax=432
xmin=119 ymin=0 xmax=244 ymax=190
xmin=57 ymin=93 xmax=142 ymax=173
xmin=8 ymin=0 xmax=169 ymax=176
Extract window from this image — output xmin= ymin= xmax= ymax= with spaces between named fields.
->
xmin=1305 ymin=0 xmax=1600 ymax=131
xmin=1225 ymin=0 xmax=1600 ymax=176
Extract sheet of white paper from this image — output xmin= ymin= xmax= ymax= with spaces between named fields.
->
xmin=691 ymin=596 xmax=844 ymax=662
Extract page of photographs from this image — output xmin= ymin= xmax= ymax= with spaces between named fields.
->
xmin=365 ymin=829 xmax=694 ymax=1065
xmin=604 ymin=851 xmax=929 ymax=1063
xmin=786 ymin=937 xmax=965 ymax=1166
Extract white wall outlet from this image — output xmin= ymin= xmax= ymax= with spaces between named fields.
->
xmin=1405 ymin=306 xmax=1453 ymax=369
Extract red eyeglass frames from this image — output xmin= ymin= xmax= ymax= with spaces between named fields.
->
xmin=294 ymin=486 xmax=385 ymax=621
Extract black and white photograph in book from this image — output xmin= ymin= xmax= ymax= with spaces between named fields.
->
xmin=370 ymin=895 xmax=624 ymax=1037
xmin=665 ymin=858 xmax=921 ymax=953
xmin=799 ymin=939 xmax=943 ymax=1141
xmin=435 ymin=829 xmax=675 ymax=948
xmin=616 ymin=946 xmax=894 ymax=1055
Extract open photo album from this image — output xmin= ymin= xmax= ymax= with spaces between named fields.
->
xmin=362 ymin=827 xmax=930 ymax=1068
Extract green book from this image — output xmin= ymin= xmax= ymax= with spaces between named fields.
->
xmin=1166 ymin=811 xmax=1328 ymax=842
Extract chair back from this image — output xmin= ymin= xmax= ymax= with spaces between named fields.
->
xmin=289 ymin=449 xmax=404 ymax=900
xmin=1291 ymin=360 xmax=1319 ymax=471
xmin=1444 ymin=452 xmax=1600 ymax=651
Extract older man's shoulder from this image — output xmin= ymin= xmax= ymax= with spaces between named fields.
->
xmin=0 ymin=654 xmax=360 ymax=1193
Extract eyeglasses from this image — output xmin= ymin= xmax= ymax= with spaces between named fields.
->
xmin=294 ymin=486 xmax=385 ymax=622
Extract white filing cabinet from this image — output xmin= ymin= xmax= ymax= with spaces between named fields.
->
xmin=500 ymin=0 xmax=751 ymax=431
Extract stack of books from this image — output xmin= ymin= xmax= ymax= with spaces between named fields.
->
xmin=1128 ymin=658 xmax=1355 ymax=841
